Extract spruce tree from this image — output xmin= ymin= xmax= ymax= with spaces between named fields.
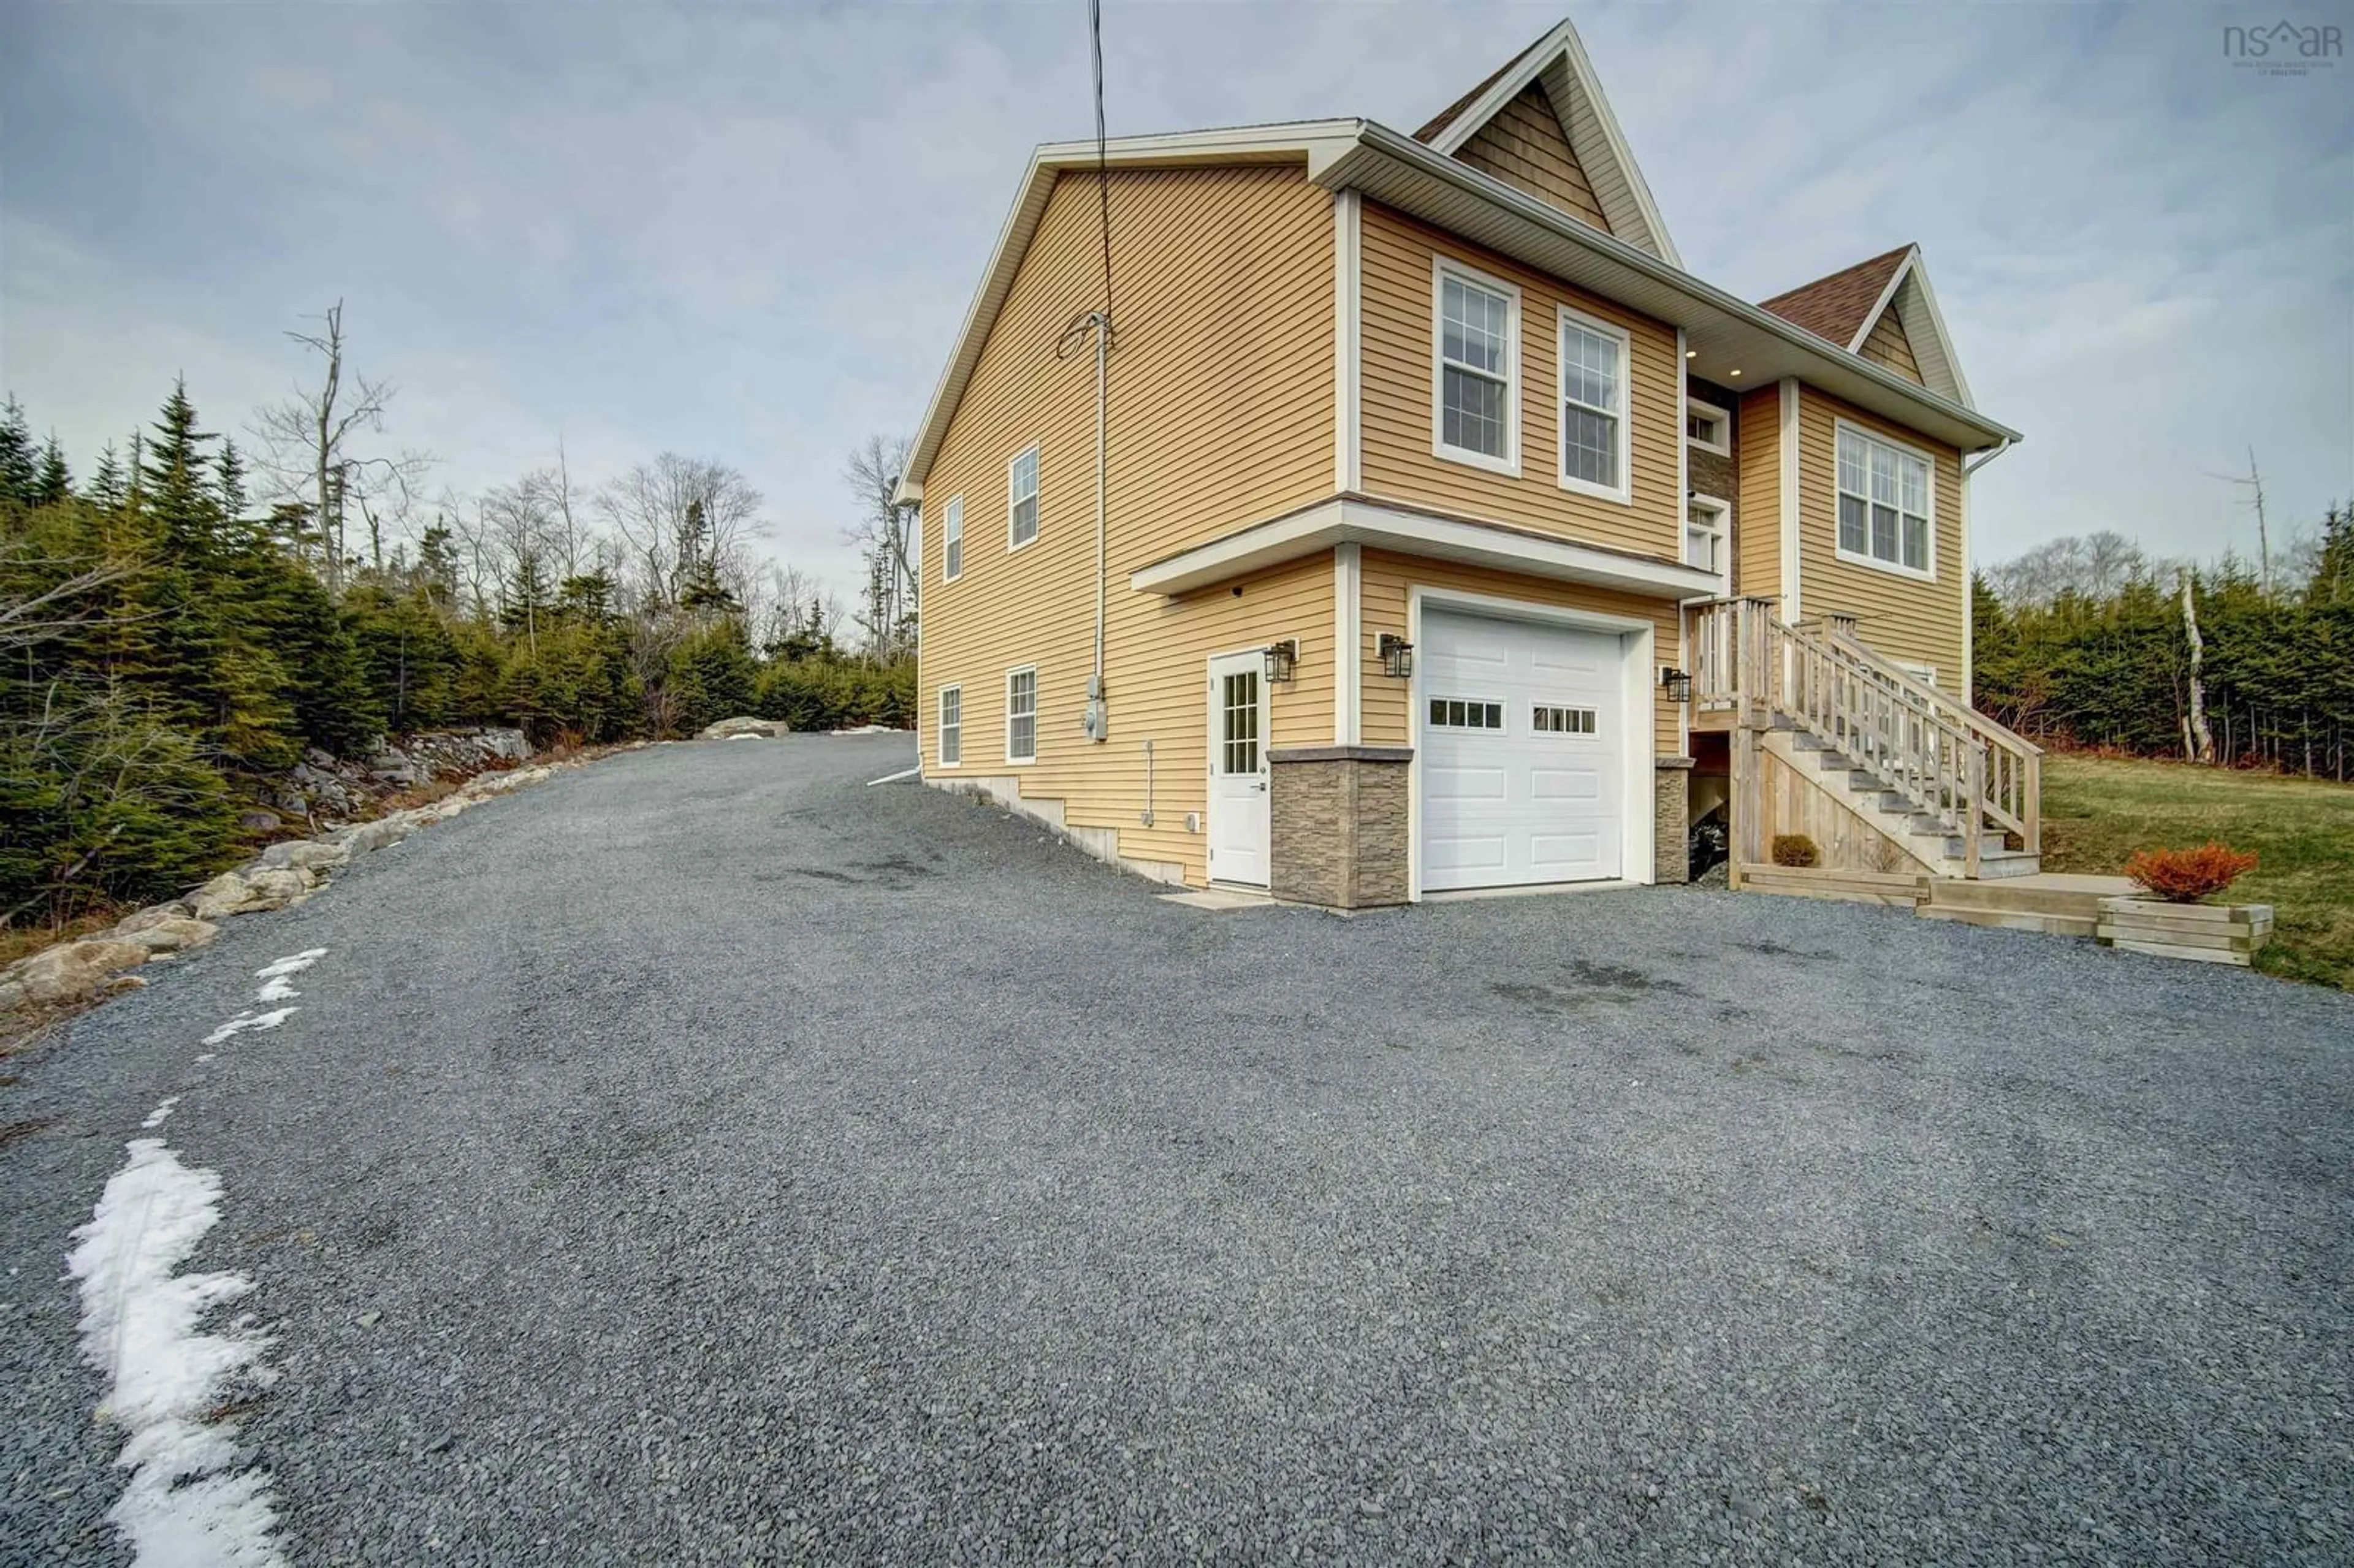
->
xmin=216 ymin=436 xmax=249 ymax=533
xmin=0 ymin=397 xmax=35 ymax=503
xmin=142 ymin=378 xmax=223 ymax=566
xmin=89 ymin=443 xmax=129 ymax=511
xmin=34 ymin=435 xmax=72 ymax=506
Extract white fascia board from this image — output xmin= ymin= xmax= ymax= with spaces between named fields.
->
xmin=1846 ymin=247 xmax=1974 ymax=411
xmin=1334 ymin=124 xmax=2022 ymax=451
xmin=1422 ymin=20 xmax=1680 ymax=268
xmin=1130 ymin=497 xmax=1721 ymax=600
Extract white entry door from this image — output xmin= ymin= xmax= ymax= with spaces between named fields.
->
xmin=1206 ymin=652 xmax=1270 ymax=886
xmin=1420 ymin=609 xmax=1628 ymax=891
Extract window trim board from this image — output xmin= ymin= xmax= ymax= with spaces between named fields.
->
xmin=1004 ymin=664 xmax=1038 ymax=764
xmin=1428 ymin=254 xmax=1524 ymax=478
xmin=1555 ymin=301 xmax=1634 ymax=506
xmin=937 ymin=683 xmax=963 ymax=768
xmin=1830 ymin=417 xmax=1938 ymax=582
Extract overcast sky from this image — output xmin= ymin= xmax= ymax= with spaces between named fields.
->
xmin=3 ymin=2 xmax=2348 ymax=595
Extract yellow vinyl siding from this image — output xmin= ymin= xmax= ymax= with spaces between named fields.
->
xmin=1794 ymin=386 xmax=1965 ymax=694
xmin=1859 ymin=310 xmax=1924 ymax=386
xmin=1357 ymin=203 xmax=1681 ymax=563
xmin=1453 ymin=86 xmax=1610 ymax=234
xmin=1356 ymin=550 xmax=1680 ymax=760
xmin=916 ymin=164 xmax=1335 ymax=885
xmin=1734 ymin=387 xmax=1783 ymax=603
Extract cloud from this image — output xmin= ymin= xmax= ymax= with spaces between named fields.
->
xmin=2 ymin=1 xmax=2346 ymax=594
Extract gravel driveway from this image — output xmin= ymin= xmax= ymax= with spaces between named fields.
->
xmin=5 ymin=734 xmax=2350 ymax=1564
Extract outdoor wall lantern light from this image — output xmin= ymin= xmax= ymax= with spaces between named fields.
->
xmin=1262 ymin=639 xmax=1298 ymax=685
xmin=1659 ymin=666 xmax=1694 ymax=704
xmin=1379 ymin=633 xmax=1414 ymax=680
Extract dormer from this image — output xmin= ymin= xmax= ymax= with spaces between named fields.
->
xmin=1414 ymin=19 xmax=1681 ymax=267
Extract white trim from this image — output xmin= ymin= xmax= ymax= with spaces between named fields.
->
xmin=1419 ymin=18 xmax=1682 ymax=268
xmin=1004 ymin=664 xmax=1038 ymax=765
xmin=936 ymin=683 xmax=963 ymax=768
xmin=893 ymin=121 xmax=2018 ymax=501
xmin=1006 ymin=444 xmax=1040 ymax=552
xmin=1130 ymin=495 xmax=1722 ymax=600
xmin=1778 ymin=378 xmax=1802 ymax=620
xmin=1555 ymin=302 xmax=1632 ymax=504
xmin=1683 ymin=493 xmax=1732 ymax=593
xmin=1959 ymin=459 xmax=1974 ymax=699
xmin=1406 ymin=585 xmax=1656 ymax=902
xmin=1831 ymin=417 xmax=1938 ymax=582
xmin=1683 ymin=395 xmax=1731 ymax=457
xmin=1675 ymin=325 xmax=1691 ymax=757
xmin=1333 ymin=188 xmax=1362 ymax=493
xmin=1847 ymin=247 xmax=1975 ymax=410
xmin=1430 ymin=254 xmax=1522 ymax=477
xmin=1205 ymin=646 xmax=1273 ymax=889
xmin=1333 ymin=542 xmax=1362 ymax=744
xmin=940 ymin=493 xmax=964 ymax=583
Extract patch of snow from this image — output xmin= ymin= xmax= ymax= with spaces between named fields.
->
xmin=727 ymin=732 xmax=764 ymax=741
xmin=194 ymin=1054 xmax=216 ymax=1064
xmin=864 ymin=766 xmax=923 ymax=786
xmin=69 ymin=1138 xmax=286 ymax=1567
xmin=831 ymin=724 xmax=897 ymax=735
xmin=254 ymin=975 xmax=298 ymax=1003
xmin=253 ymin=950 xmax=326 ymax=981
xmin=201 ymin=1010 xmax=295 ymax=1048
xmin=140 ymin=1100 xmax=180 ymax=1130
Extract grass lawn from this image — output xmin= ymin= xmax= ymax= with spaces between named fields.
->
xmin=2040 ymin=754 xmax=2354 ymax=991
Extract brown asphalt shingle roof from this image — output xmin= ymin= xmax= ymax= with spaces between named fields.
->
xmin=1414 ymin=23 xmax=1563 ymax=143
xmin=1756 ymin=245 xmax=1913 ymax=348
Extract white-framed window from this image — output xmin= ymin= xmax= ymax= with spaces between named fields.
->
xmin=1685 ymin=493 xmax=1730 ymax=580
xmin=937 ymin=685 xmax=962 ymax=767
xmin=1532 ymin=704 xmax=1597 ymax=736
xmin=942 ymin=495 xmax=964 ymax=582
xmin=1007 ymin=445 xmax=1040 ymax=550
xmin=1431 ymin=258 xmax=1520 ymax=475
xmin=1428 ymin=697 xmax=1505 ymax=730
xmin=1685 ymin=397 xmax=1731 ymax=456
xmin=1835 ymin=422 xmax=1935 ymax=579
xmin=1558 ymin=305 xmax=1631 ymax=503
xmin=1005 ymin=665 xmax=1037 ymax=763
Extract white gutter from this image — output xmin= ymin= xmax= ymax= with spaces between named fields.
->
xmin=1964 ymin=435 xmax=2014 ymax=477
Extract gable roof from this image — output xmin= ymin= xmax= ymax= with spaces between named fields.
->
xmin=1758 ymin=245 xmax=1911 ymax=346
xmin=1761 ymin=243 xmax=1974 ymax=407
xmin=1410 ymin=18 xmax=1680 ymax=267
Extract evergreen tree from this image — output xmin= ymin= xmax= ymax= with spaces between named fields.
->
xmin=0 ymin=397 xmax=35 ymax=503
xmin=142 ymin=378 xmax=223 ymax=566
xmin=34 ymin=435 xmax=72 ymax=506
xmin=88 ymin=442 xmax=129 ymax=511
xmin=216 ymin=436 xmax=249 ymax=531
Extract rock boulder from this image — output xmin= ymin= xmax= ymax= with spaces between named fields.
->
xmin=698 ymin=716 xmax=789 ymax=740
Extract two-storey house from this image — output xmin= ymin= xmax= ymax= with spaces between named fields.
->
xmin=895 ymin=17 xmax=2033 ymax=908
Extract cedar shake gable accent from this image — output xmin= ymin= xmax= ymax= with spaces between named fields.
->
xmin=1758 ymin=245 xmax=1913 ymax=348
xmin=1414 ymin=25 xmax=1561 ymax=143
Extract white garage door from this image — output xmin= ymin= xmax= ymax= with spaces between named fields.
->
xmin=1420 ymin=609 xmax=1628 ymax=891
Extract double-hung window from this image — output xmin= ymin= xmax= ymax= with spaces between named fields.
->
xmin=1835 ymin=424 xmax=1933 ymax=577
xmin=937 ymin=685 xmax=962 ymax=766
xmin=1007 ymin=446 xmax=1040 ymax=549
xmin=1005 ymin=666 xmax=1037 ymax=763
xmin=1433 ymin=261 xmax=1519 ymax=473
xmin=1685 ymin=398 xmax=1730 ymax=456
xmin=1558 ymin=305 xmax=1631 ymax=502
xmin=942 ymin=495 xmax=964 ymax=582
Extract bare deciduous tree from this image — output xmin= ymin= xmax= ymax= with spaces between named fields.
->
xmin=844 ymin=434 xmax=916 ymax=663
xmin=249 ymin=300 xmax=432 ymax=592
xmin=593 ymin=453 xmax=766 ymax=610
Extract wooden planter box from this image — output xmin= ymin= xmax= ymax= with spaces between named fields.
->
xmin=2096 ymin=897 xmax=2273 ymax=967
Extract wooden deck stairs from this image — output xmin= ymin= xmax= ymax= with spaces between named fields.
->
xmin=1688 ymin=596 xmax=2046 ymax=888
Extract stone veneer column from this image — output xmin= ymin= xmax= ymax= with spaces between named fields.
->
xmin=1267 ymin=746 xmax=1413 ymax=910
xmin=1655 ymin=756 xmax=1694 ymax=885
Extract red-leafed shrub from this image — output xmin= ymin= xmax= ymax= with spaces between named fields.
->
xmin=1770 ymin=834 xmax=1821 ymax=868
xmin=2124 ymin=843 xmax=2259 ymax=904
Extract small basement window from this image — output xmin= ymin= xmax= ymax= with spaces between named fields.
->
xmin=1430 ymin=697 xmax=1504 ymax=730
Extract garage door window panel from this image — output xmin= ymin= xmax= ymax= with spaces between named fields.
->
xmin=1429 ymin=698 xmax=1505 ymax=731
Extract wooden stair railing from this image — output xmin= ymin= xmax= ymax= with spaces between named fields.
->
xmin=1686 ymin=598 xmax=2041 ymax=873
